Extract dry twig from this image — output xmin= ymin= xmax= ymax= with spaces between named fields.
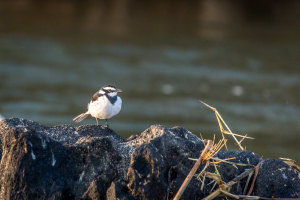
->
xmin=247 ymin=161 xmax=262 ymax=195
xmin=280 ymin=157 xmax=300 ymax=172
xmin=203 ymin=164 xmax=257 ymax=200
xmin=174 ymin=140 xmax=213 ymax=200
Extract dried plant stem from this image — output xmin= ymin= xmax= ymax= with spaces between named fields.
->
xmin=285 ymin=161 xmax=300 ymax=172
xmin=203 ymin=162 xmax=264 ymax=200
xmin=280 ymin=157 xmax=300 ymax=172
xmin=220 ymin=189 xmax=262 ymax=200
xmin=223 ymin=131 xmax=254 ymax=139
xmin=203 ymin=188 xmax=222 ymax=200
xmin=202 ymin=166 xmax=256 ymax=200
xmin=220 ymin=189 xmax=240 ymax=199
xmin=196 ymin=162 xmax=210 ymax=178
xmin=247 ymin=161 xmax=262 ymax=195
xmin=200 ymin=101 xmax=253 ymax=150
xmin=226 ymin=167 xmax=255 ymax=190
xmin=243 ymin=171 xmax=254 ymax=195
xmin=216 ymin=110 xmax=244 ymax=150
xmin=210 ymin=157 xmax=254 ymax=167
xmin=174 ymin=140 xmax=213 ymax=200
xmin=220 ymin=189 xmax=300 ymax=200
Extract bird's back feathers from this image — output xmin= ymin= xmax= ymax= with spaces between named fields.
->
xmin=91 ymin=92 xmax=104 ymax=103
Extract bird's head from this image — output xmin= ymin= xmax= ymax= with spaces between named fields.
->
xmin=99 ymin=85 xmax=122 ymax=97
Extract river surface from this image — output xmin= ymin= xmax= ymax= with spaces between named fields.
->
xmin=0 ymin=0 xmax=300 ymax=160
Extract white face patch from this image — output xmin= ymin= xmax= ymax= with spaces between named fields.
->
xmin=103 ymin=87 xmax=116 ymax=91
xmin=99 ymin=90 xmax=105 ymax=94
xmin=107 ymin=92 xmax=117 ymax=97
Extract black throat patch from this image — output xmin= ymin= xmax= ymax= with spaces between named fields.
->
xmin=105 ymin=94 xmax=117 ymax=105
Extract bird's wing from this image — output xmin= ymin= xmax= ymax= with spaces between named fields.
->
xmin=91 ymin=92 xmax=104 ymax=102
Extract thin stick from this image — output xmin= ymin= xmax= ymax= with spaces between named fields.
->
xmin=286 ymin=162 xmax=300 ymax=172
xmin=196 ymin=161 xmax=210 ymax=178
xmin=174 ymin=140 xmax=214 ymax=200
xmin=200 ymin=173 xmax=206 ymax=191
xmin=243 ymin=171 xmax=254 ymax=195
xmin=210 ymin=157 xmax=254 ymax=167
xmin=279 ymin=157 xmax=300 ymax=172
xmin=203 ymin=188 xmax=221 ymax=200
xmin=220 ymin=189 xmax=240 ymax=199
xmin=210 ymin=181 xmax=218 ymax=193
xmin=226 ymin=168 xmax=255 ymax=189
xmin=247 ymin=161 xmax=262 ymax=195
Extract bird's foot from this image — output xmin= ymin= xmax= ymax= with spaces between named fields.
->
xmin=102 ymin=125 xmax=112 ymax=132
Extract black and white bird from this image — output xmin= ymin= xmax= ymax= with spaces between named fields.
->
xmin=73 ymin=85 xmax=122 ymax=128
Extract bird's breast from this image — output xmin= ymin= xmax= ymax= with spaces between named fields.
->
xmin=88 ymin=96 xmax=122 ymax=119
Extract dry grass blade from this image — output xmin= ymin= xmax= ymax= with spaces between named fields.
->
xmin=215 ymin=112 xmax=228 ymax=150
xmin=200 ymin=101 xmax=254 ymax=150
xmin=200 ymin=173 xmax=206 ymax=191
xmin=202 ymin=137 xmax=228 ymax=162
xmin=199 ymin=133 xmax=205 ymax=142
xmin=223 ymin=131 xmax=254 ymax=139
xmin=196 ymin=162 xmax=210 ymax=178
xmin=243 ymin=171 xmax=254 ymax=195
xmin=190 ymin=157 xmax=238 ymax=166
xmin=279 ymin=157 xmax=296 ymax=162
xmin=235 ymin=195 xmax=261 ymax=200
xmin=210 ymin=156 xmax=235 ymax=164
xmin=205 ymin=171 xmax=223 ymax=186
xmin=210 ymin=181 xmax=218 ymax=193
xmin=216 ymin=110 xmax=243 ymax=150
xmin=279 ymin=157 xmax=300 ymax=172
xmin=190 ymin=137 xmax=228 ymax=165
xmin=203 ymin=167 xmax=256 ymax=199
xmin=207 ymin=179 xmax=216 ymax=186
xmin=200 ymin=161 xmax=257 ymax=199
xmin=210 ymin=157 xmax=254 ymax=167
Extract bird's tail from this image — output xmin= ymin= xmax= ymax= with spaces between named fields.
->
xmin=73 ymin=112 xmax=89 ymax=123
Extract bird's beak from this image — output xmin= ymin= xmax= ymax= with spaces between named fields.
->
xmin=116 ymin=89 xmax=122 ymax=93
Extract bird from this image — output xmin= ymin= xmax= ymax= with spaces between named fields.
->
xmin=73 ymin=85 xmax=122 ymax=128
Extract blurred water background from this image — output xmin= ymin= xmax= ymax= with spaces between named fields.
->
xmin=0 ymin=0 xmax=300 ymax=160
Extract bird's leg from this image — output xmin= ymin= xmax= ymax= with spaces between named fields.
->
xmin=105 ymin=119 xmax=109 ymax=128
xmin=96 ymin=118 xmax=102 ymax=132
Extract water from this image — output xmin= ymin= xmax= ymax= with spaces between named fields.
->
xmin=0 ymin=0 xmax=300 ymax=161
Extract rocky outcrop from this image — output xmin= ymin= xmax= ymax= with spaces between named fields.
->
xmin=0 ymin=118 xmax=299 ymax=199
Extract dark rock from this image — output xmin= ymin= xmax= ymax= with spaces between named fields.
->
xmin=125 ymin=125 xmax=205 ymax=200
xmin=252 ymin=159 xmax=300 ymax=198
xmin=0 ymin=118 xmax=299 ymax=200
xmin=106 ymin=180 xmax=135 ymax=200
xmin=0 ymin=118 xmax=132 ymax=200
